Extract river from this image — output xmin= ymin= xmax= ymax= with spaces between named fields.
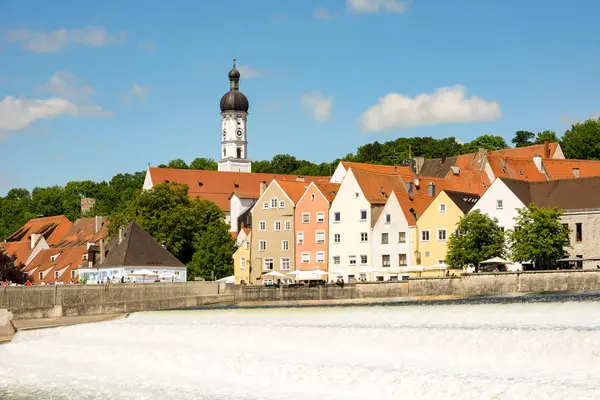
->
xmin=1 ymin=298 xmax=600 ymax=399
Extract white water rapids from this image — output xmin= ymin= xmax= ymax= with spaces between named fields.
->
xmin=1 ymin=299 xmax=600 ymax=399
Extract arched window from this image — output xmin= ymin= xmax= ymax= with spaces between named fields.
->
xmin=237 ymin=147 xmax=242 ymax=158
xmin=223 ymin=147 xmax=226 ymax=157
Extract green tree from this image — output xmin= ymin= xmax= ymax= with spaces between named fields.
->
xmin=270 ymin=154 xmax=300 ymax=174
xmin=0 ymin=250 xmax=29 ymax=284
xmin=512 ymin=130 xmax=535 ymax=148
xmin=30 ymin=186 xmax=66 ymax=217
xmin=251 ymin=160 xmax=273 ymax=173
xmin=188 ymin=222 xmax=236 ymax=280
xmin=508 ymin=204 xmax=570 ymax=269
xmin=189 ymin=157 xmax=218 ymax=171
xmin=166 ymin=158 xmax=189 ymax=169
xmin=109 ymin=183 xmax=234 ymax=277
xmin=535 ymin=130 xmax=559 ymax=144
xmin=460 ymin=135 xmax=509 ymax=154
xmin=446 ymin=210 xmax=505 ymax=271
xmin=561 ymin=117 xmax=600 ymax=159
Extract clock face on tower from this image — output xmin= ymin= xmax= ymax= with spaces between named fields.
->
xmin=236 ymin=129 xmax=243 ymax=139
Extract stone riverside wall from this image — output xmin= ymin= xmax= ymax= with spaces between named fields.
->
xmin=226 ymin=270 xmax=600 ymax=303
xmin=0 ymin=281 xmax=227 ymax=320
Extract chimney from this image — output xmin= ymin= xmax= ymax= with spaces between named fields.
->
xmin=30 ymin=233 xmax=42 ymax=249
xmin=441 ymin=155 xmax=447 ymax=164
xmin=544 ymin=139 xmax=550 ymax=159
xmin=428 ymin=182 xmax=436 ymax=197
xmin=572 ymin=168 xmax=581 ymax=178
xmin=95 ymin=215 xmax=100 ymax=234
xmin=99 ymin=238 xmax=105 ymax=264
xmin=415 ymin=156 xmax=425 ymax=175
xmin=118 ymin=228 xmax=124 ymax=244
xmin=259 ymin=180 xmax=267 ymax=196
xmin=532 ymin=155 xmax=543 ymax=173
xmin=406 ymin=182 xmax=414 ymax=199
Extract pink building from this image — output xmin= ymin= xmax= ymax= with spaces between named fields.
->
xmin=294 ymin=182 xmax=339 ymax=275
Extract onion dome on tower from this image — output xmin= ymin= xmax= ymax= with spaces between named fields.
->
xmin=220 ymin=58 xmax=249 ymax=113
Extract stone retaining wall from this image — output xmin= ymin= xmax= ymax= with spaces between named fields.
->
xmin=227 ymin=270 xmax=600 ymax=303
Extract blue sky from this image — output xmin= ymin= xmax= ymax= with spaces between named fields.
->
xmin=1 ymin=0 xmax=600 ymax=193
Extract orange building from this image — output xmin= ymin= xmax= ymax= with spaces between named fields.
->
xmin=294 ymin=182 xmax=339 ymax=276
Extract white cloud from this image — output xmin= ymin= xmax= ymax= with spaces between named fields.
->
xmin=129 ymin=84 xmax=148 ymax=101
xmin=314 ymin=7 xmax=338 ymax=19
xmin=138 ymin=42 xmax=156 ymax=52
xmin=346 ymin=0 xmax=411 ymax=14
xmin=359 ymin=85 xmax=501 ymax=133
xmin=301 ymin=92 xmax=333 ymax=122
xmin=0 ymin=72 xmax=110 ymax=137
xmin=236 ymin=65 xmax=264 ymax=79
xmin=3 ymin=27 xmax=125 ymax=53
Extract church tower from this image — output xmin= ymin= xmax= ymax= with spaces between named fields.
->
xmin=218 ymin=59 xmax=251 ymax=173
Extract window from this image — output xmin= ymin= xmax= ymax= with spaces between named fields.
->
xmin=438 ymin=229 xmax=447 ymax=241
xmin=360 ymin=255 xmax=368 ymax=265
xmin=302 ymin=212 xmax=310 ymax=224
xmin=270 ymin=198 xmax=278 ymax=208
xmin=274 ymin=220 xmax=282 ymax=231
xmin=576 ymin=223 xmax=582 ymax=242
xmin=245 ymin=241 xmax=250 ymax=249
xmin=398 ymin=254 xmax=407 ymax=266
xmin=381 ymin=233 xmax=389 ymax=244
xmin=281 ymin=240 xmax=289 ymax=251
xmin=240 ymin=257 xmax=246 ymax=270
xmin=316 ymin=251 xmax=325 ymax=264
xmin=496 ymin=200 xmax=503 ymax=210
xmin=39 ymin=272 xmax=43 ymax=280
xmin=398 ymin=232 xmax=406 ymax=243
xmin=301 ymin=252 xmax=310 ymax=264
xmin=263 ymin=258 xmax=274 ymax=270
xmin=438 ymin=259 xmax=446 ymax=265
xmin=349 ymin=255 xmax=357 ymax=265
xmin=421 ymin=230 xmax=430 ymax=242
xmin=383 ymin=214 xmax=391 ymax=224
xmin=297 ymin=231 xmax=304 ymax=245
xmin=279 ymin=200 xmax=285 ymax=208
xmin=334 ymin=212 xmax=341 ymax=222
xmin=311 ymin=194 xmax=316 ymax=201
xmin=425 ymin=251 xmax=430 ymax=257
xmin=439 ymin=203 xmax=446 ymax=213
xmin=280 ymin=257 xmax=290 ymax=271
xmin=71 ymin=270 xmax=76 ymax=279
xmin=82 ymin=254 xmax=88 ymax=261
xmin=262 ymin=201 xmax=269 ymax=209
xmin=354 ymin=192 xmax=359 ymax=199
xmin=382 ymin=255 xmax=391 ymax=267
xmin=284 ymin=220 xmax=291 ymax=231
xmin=316 ymin=230 xmax=326 ymax=244
xmin=259 ymin=240 xmax=267 ymax=251
xmin=360 ymin=210 xmax=367 ymax=221
xmin=54 ymin=271 xmax=59 ymax=279
xmin=334 ymin=233 xmax=341 ymax=243
xmin=316 ymin=212 xmax=325 ymax=223
xmin=333 ymin=256 xmax=340 ymax=265
xmin=360 ymin=232 xmax=368 ymax=243
xmin=259 ymin=221 xmax=266 ymax=231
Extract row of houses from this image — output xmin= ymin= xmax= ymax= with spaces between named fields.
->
xmin=1 ymin=215 xmax=187 ymax=284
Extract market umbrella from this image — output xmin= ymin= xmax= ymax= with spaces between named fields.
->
xmin=262 ymin=271 xmax=288 ymax=278
xmin=480 ymin=257 xmax=511 ymax=264
xmin=128 ymin=269 xmax=158 ymax=282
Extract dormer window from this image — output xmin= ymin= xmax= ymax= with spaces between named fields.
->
xmin=198 ymin=181 xmax=204 ymax=186
xmin=82 ymin=254 xmax=88 ymax=261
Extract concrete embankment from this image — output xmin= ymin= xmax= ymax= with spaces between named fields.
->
xmin=225 ymin=270 xmax=600 ymax=304
xmin=0 ymin=281 xmax=231 ymax=342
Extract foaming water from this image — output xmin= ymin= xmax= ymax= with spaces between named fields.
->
xmin=1 ymin=300 xmax=600 ymax=399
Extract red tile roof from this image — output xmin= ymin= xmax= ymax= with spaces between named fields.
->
xmin=394 ymin=191 xmax=434 ymax=225
xmin=6 ymin=215 xmax=72 ymax=246
xmin=0 ymin=241 xmax=32 ymax=267
xmin=315 ymin=182 xmax=340 ymax=203
xmin=543 ymin=159 xmax=600 ymax=180
xmin=277 ymin=180 xmax=311 ymax=204
xmin=53 ymin=217 xmax=108 ymax=248
xmin=147 ymin=168 xmax=330 ymax=211
xmin=487 ymin=142 xmax=559 ymax=159
xmin=25 ymin=246 xmax=88 ymax=284
xmin=351 ymin=169 xmax=405 ymax=205
xmin=341 ymin=161 xmax=412 ymax=175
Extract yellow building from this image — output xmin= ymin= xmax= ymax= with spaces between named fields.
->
xmin=233 ymin=232 xmax=251 ymax=284
xmin=414 ymin=190 xmax=480 ymax=274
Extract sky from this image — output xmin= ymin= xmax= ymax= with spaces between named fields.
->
xmin=1 ymin=0 xmax=600 ymax=194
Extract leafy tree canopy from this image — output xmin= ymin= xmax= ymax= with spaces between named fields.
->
xmin=512 ymin=130 xmax=535 ymax=148
xmin=508 ymin=204 xmax=570 ymax=268
xmin=0 ymin=250 xmax=29 ymax=284
xmin=561 ymin=117 xmax=600 ymax=160
xmin=446 ymin=210 xmax=505 ymax=270
xmin=535 ymin=130 xmax=559 ymax=144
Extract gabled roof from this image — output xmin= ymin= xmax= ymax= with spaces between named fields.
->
xmin=543 ymin=159 xmax=600 ymax=180
xmin=394 ymin=191 xmax=434 ymax=225
xmin=99 ymin=221 xmax=185 ymax=268
xmin=487 ymin=142 xmax=560 ymax=159
xmin=147 ymin=168 xmax=329 ymax=211
xmin=25 ymin=246 xmax=88 ymax=284
xmin=53 ymin=216 xmax=108 ymax=248
xmin=500 ymin=177 xmax=600 ymax=210
xmin=277 ymin=180 xmax=311 ymax=204
xmin=443 ymin=190 xmax=481 ymax=214
xmin=315 ymin=182 xmax=340 ymax=202
xmin=340 ymin=161 xmax=412 ymax=175
xmin=6 ymin=215 xmax=72 ymax=246
xmin=398 ymin=173 xmax=488 ymax=196
xmin=0 ymin=241 xmax=31 ymax=267
xmin=351 ymin=169 xmax=405 ymax=205
xmin=486 ymin=155 xmax=546 ymax=181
